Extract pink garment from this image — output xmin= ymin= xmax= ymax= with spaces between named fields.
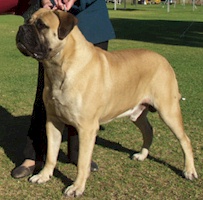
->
xmin=0 ymin=0 xmax=30 ymax=15
xmin=0 ymin=0 xmax=18 ymax=14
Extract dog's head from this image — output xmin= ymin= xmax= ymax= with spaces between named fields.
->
xmin=16 ymin=8 xmax=78 ymax=61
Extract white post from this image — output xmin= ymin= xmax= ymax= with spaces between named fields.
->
xmin=124 ymin=0 xmax=126 ymax=9
xmin=167 ymin=0 xmax=170 ymax=12
xmin=192 ymin=0 xmax=196 ymax=11
xmin=114 ymin=0 xmax=117 ymax=10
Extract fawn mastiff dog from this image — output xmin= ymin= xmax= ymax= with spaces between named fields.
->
xmin=16 ymin=8 xmax=197 ymax=197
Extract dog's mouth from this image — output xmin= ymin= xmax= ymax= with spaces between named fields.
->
xmin=16 ymin=41 xmax=44 ymax=60
xmin=16 ymin=25 xmax=48 ymax=61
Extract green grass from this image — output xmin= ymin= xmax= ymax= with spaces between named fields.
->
xmin=0 ymin=4 xmax=203 ymax=199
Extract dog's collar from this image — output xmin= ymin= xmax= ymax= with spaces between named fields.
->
xmin=53 ymin=52 xmax=60 ymax=58
xmin=49 ymin=51 xmax=60 ymax=60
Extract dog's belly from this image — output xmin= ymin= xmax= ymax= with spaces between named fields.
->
xmin=49 ymin=91 xmax=147 ymax=126
xmin=117 ymin=104 xmax=146 ymax=121
xmin=102 ymin=103 xmax=147 ymax=124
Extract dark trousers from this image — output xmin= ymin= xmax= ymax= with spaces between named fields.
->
xmin=24 ymin=41 xmax=108 ymax=161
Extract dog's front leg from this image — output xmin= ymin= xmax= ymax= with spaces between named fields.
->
xmin=29 ymin=118 xmax=64 ymax=184
xmin=64 ymin=124 xmax=98 ymax=197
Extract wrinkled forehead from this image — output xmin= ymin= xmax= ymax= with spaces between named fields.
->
xmin=29 ymin=8 xmax=59 ymax=28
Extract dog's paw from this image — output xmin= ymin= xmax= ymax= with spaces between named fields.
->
xmin=132 ymin=153 xmax=146 ymax=161
xmin=132 ymin=148 xmax=149 ymax=161
xmin=29 ymin=172 xmax=51 ymax=184
xmin=64 ymin=184 xmax=84 ymax=198
xmin=184 ymin=168 xmax=198 ymax=180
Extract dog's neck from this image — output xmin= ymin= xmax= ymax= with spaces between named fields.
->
xmin=42 ymin=50 xmax=66 ymax=91
xmin=42 ymin=26 xmax=97 ymax=91
xmin=43 ymin=61 xmax=66 ymax=93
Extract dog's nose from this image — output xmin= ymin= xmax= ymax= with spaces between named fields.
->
xmin=16 ymin=25 xmax=31 ymax=43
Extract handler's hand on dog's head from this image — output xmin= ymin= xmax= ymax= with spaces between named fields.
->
xmin=55 ymin=0 xmax=77 ymax=11
xmin=41 ymin=0 xmax=55 ymax=9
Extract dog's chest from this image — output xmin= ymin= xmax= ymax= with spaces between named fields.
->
xmin=45 ymin=87 xmax=82 ymax=124
xmin=51 ymin=90 xmax=66 ymax=108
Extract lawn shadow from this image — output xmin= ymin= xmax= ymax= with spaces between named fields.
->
xmin=108 ymin=7 xmax=138 ymax=11
xmin=0 ymin=105 xmax=30 ymax=166
xmin=96 ymin=136 xmax=183 ymax=179
xmin=111 ymin=18 xmax=203 ymax=48
xmin=54 ymin=168 xmax=74 ymax=192
xmin=0 ymin=105 xmax=67 ymax=163
xmin=0 ymin=105 xmax=183 ymax=182
xmin=0 ymin=105 xmax=72 ymax=185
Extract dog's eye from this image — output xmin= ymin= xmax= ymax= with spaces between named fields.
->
xmin=36 ymin=19 xmax=49 ymax=30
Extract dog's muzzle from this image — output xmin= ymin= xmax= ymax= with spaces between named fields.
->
xmin=16 ymin=25 xmax=48 ymax=60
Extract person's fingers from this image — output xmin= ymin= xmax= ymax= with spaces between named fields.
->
xmin=54 ymin=0 xmax=64 ymax=9
xmin=53 ymin=0 xmax=76 ymax=11
xmin=64 ymin=0 xmax=75 ymax=11
xmin=42 ymin=1 xmax=53 ymax=9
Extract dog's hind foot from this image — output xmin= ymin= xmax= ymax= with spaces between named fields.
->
xmin=64 ymin=184 xmax=85 ymax=198
xmin=132 ymin=148 xmax=149 ymax=161
xmin=29 ymin=170 xmax=52 ymax=184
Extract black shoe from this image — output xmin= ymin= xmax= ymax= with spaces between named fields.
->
xmin=11 ymin=165 xmax=35 ymax=179
xmin=11 ymin=161 xmax=43 ymax=179
xmin=68 ymin=159 xmax=99 ymax=172
xmin=90 ymin=161 xmax=99 ymax=172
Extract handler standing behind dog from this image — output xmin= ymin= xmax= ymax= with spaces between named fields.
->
xmin=11 ymin=0 xmax=115 ymax=179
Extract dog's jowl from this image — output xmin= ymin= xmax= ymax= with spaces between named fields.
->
xmin=16 ymin=8 xmax=198 ymax=198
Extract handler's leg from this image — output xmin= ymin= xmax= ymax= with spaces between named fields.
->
xmin=68 ymin=126 xmax=99 ymax=172
xmin=11 ymin=63 xmax=46 ymax=178
xmin=66 ymin=41 xmax=109 ymax=172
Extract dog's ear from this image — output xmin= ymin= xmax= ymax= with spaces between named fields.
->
xmin=54 ymin=10 xmax=78 ymax=40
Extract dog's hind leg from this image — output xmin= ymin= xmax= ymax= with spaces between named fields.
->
xmin=64 ymin=122 xmax=99 ymax=197
xmin=157 ymin=99 xmax=198 ymax=180
xmin=29 ymin=118 xmax=64 ymax=184
xmin=132 ymin=109 xmax=153 ymax=161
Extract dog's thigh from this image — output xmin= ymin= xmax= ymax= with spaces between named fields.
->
xmin=30 ymin=118 xmax=64 ymax=184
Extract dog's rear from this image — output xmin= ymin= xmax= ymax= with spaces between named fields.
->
xmin=96 ymin=50 xmax=197 ymax=182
